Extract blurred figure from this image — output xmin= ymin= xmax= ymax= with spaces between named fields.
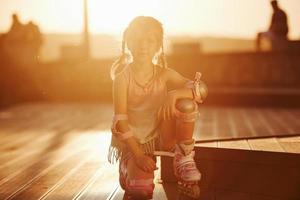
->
xmin=6 ymin=13 xmax=25 ymax=45
xmin=2 ymin=14 xmax=24 ymax=62
xmin=24 ymin=21 xmax=43 ymax=61
xmin=256 ymin=0 xmax=289 ymax=51
xmin=9 ymin=14 xmax=23 ymax=34
xmin=2 ymin=13 xmax=43 ymax=64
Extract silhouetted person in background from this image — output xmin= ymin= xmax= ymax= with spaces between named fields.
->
xmin=24 ymin=21 xmax=43 ymax=61
xmin=256 ymin=0 xmax=289 ymax=51
xmin=10 ymin=14 xmax=22 ymax=31
xmin=2 ymin=13 xmax=43 ymax=64
xmin=2 ymin=13 xmax=25 ymax=62
xmin=7 ymin=13 xmax=24 ymax=44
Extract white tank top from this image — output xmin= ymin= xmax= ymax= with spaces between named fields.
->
xmin=123 ymin=65 xmax=167 ymax=143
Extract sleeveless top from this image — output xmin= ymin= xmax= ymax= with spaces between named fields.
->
xmin=124 ymin=64 xmax=168 ymax=143
xmin=108 ymin=64 xmax=167 ymax=163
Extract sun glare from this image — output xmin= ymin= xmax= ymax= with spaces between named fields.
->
xmin=88 ymin=0 xmax=163 ymax=35
xmin=2 ymin=0 xmax=300 ymax=38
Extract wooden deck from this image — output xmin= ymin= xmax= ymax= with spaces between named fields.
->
xmin=0 ymin=103 xmax=299 ymax=200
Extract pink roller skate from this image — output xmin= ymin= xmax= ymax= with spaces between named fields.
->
xmin=173 ymin=140 xmax=201 ymax=199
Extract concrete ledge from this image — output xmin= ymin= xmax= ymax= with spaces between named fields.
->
xmin=161 ymin=147 xmax=300 ymax=199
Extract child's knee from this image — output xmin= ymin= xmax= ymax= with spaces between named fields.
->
xmin=175 ymin=98 xmax=199 ymax=122
xmin=176 ymin=98 xmax=196 ymax=113
xmin=121 ymin=157 xmax=155 ymax=199
xmin=119 ymin=155 xmax=155 ymax=199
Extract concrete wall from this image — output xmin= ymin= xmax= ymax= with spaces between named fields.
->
xmin=1 ymin=51 xmax=300 ymax=107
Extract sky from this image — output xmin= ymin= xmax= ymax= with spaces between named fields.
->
xmin=0 ymin=0 xmax=300 ymax=39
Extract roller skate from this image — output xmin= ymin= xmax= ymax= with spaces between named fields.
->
xmin=173 ymin=140 xmax=201 ymax=199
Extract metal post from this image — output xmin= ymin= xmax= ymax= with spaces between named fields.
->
xmin=83 ymin=0 xmax=90 ymax=59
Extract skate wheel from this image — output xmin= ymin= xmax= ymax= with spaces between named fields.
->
xmin=177 ymin=181 xmax=200 ymax=199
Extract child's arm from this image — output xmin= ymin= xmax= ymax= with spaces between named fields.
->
xmin=113 ymin=74 xmax=143 ymax=157
xmin=159 ymin=68 xmax=208 ymax=120
xmin=113 ymin=73 xmax=157 ymax=172
xmin=165 ymin=68 xmax=208 ymax=101
xmin=165 ymin=68 xmax=190 ymax=91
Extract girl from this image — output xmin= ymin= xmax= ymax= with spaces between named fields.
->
xmin=108 ymin=16 xmax=208 ymax=200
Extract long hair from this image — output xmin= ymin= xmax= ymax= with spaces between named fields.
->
xmin=110 ymin=16 xmax=167 ymax=80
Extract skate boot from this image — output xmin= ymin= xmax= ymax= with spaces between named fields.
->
xmin=173 ymin=139 xmax=201 ymax=199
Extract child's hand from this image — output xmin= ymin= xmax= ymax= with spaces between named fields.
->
xmin=158 ymin=91 xmax=177 ymax=120
xmin=134 ymin=154 xmax=158 ymax=172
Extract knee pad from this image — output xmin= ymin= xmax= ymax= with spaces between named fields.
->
xmin=175 ymin=98 xmax=199 ymax=122
xmin=126 ymin=179 xmax=154 ymax=200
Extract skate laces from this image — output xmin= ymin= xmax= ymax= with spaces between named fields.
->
xmin=174 ymin=151 xmax=201 ymax=181
xmin=175 ymin=151 xmax=195 ymax=168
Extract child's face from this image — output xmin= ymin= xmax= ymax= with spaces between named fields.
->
xmin=127 ymin=30 xmax=161 ymax=63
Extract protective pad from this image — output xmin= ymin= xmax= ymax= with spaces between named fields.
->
xmin=175 ymin=99 xmax=199 ymax=123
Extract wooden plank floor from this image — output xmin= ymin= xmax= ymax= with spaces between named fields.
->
xmin=194 ymin=107 xmax=300 ymax=142
xmin=0 ymin=103 xmax=299 ymax=200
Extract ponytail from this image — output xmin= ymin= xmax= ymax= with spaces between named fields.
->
xmin=110 ymin=30 xmax=129 ymax=80
xmin=157 ymin=44 xmax=167 ymax=69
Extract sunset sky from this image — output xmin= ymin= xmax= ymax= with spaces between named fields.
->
xmin=0 ymin=0 xmax=300 ymax=39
